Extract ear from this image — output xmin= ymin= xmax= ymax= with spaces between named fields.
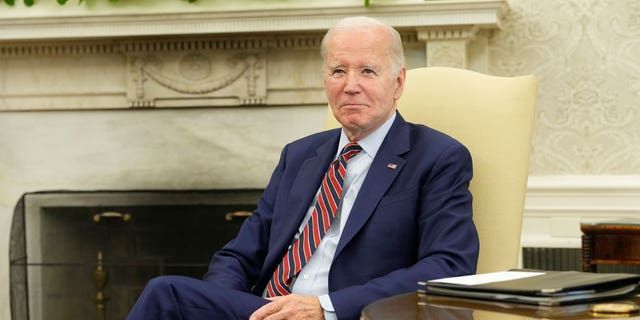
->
xmin=393 ymin=67 xmax=407 ymax=101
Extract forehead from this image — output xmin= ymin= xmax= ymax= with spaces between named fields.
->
xmin=325 ymin=27 xmax=391 ymax=64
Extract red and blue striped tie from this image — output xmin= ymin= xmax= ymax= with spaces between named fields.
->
xmin=265 ymin=142 xmax=362 ymax=297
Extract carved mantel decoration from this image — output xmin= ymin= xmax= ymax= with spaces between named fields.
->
xmin=0 ymin=0 xmax=507 ymax=111
xmin=125 ymin=41 xmax=267 ymax=108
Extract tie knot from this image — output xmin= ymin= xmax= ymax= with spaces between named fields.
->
xmin=340 ymin=142 xmax=362 ymax=161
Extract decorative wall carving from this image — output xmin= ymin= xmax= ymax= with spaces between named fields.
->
xmin=0 ymin=36 xmax=322 ymax=111
xmin=490 ymin=0 xmax=640 ymax=175
xmin=417 ymin=26 xmax=480 ymax=68
xmin=127 ymin=50 xmax=266 ymax=108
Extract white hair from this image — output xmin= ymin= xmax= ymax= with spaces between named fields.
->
xmin=320 ymin=16 xmax=405 ymax=76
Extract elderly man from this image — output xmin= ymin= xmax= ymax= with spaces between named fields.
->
xmin=127 ymin=16 xmax=478 ymax=320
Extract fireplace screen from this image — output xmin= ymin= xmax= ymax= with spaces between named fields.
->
xmin=10 ymin=190 xmax=262 ymax=320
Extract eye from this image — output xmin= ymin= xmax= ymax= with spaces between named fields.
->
xmin=332 ymin=69 xmax=346 ymax=75
xmin=363 ymin=69 xmax=376 ymax=75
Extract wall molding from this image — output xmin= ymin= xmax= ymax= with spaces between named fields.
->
xmin=522 ymin=175 xmax=640 ymax=248
xmin=0 ymin=36 xmax=326 ymax=58
xmin=0 ymin=1 xmax=506 ymax=41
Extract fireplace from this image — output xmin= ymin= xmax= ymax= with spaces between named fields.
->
xmin=10 ymin=190 xmax=262 ymax=320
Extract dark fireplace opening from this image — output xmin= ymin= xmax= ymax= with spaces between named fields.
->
xmin=10 ymin=190 xmax=263 ymax=320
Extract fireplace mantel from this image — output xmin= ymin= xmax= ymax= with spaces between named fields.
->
xmin=0 ymin=0 xmax=506 ymax=111
xmin=0 ymin=1 xmax=505 ymax=41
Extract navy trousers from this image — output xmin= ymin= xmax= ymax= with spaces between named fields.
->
xmin=127 ymin=275 xmax=270 ymax=320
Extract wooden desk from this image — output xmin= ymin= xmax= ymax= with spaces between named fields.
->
xmin=581 ymin=221 xmax=640 ymax=272
xmin=361 ymin=292 xmax=640 ymax=320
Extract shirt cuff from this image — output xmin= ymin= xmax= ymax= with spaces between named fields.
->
xmin=318 ymin=294 xmax=337 ymax=320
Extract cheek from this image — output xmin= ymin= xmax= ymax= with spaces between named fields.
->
xmin=325 ymin=79 xmax=343 ymax=92
xmin=324 ymin=82 xmax=337 ymax=97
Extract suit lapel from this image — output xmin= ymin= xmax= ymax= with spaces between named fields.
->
xmin=335 ymin=115 xmax=411 ymax=258
xmin=266 ymin=132 xmax=340 ymax=266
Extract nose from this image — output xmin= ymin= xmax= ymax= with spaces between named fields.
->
xmin=344 ymin=72 xmax=360 ymax=94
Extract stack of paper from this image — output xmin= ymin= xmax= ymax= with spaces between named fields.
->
xmin=421 ymin=270 xmax=640 ymax=306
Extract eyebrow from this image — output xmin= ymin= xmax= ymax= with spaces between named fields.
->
xmin=326 ymin=64 xmax=379 ymax=70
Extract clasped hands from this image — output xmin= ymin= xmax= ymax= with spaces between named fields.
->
xmin=249 ymin=294 xmax=324 ymax=320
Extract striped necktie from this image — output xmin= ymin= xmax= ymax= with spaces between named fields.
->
xmin=265 ymin=142 xmax=362 ymax=297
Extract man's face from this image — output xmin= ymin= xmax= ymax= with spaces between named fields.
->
xmin=323 ymin=26 xmax=405 ymax=141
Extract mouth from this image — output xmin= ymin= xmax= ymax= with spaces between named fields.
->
xmin=341 ymin=103 xmax=367 ymax=109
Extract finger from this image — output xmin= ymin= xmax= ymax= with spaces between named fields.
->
xmin=249 ymin=301 xmax=281 ymax=320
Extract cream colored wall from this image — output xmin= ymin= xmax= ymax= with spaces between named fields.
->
xmin=490 ymin=0 xmax=640 ymax=175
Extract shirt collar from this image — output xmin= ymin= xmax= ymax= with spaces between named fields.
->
xmin=336 ymin=111 xmax=396 ymax=160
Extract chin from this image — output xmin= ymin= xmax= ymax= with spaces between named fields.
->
xmin=343 ymin=120 xmax=367 ymax=134
xmin=337 ymin=115 xmax=363 ymax=127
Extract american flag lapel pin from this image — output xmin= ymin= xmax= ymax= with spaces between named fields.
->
xmin=386 ymin=163 xmax=398 ymax=170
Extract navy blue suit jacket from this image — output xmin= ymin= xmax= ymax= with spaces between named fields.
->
xmin=203 ymin=113 xmax=479 ymax=320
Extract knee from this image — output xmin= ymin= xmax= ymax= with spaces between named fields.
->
xmin=129 ymin=276 xmax=194 ymax=319
xmin=146 ymin=275 xmax=184 ymax=289
xmin=142 ymin=275 xmax=188 ymax=297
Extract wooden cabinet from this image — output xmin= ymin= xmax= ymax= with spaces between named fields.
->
xmin=581 ymin=221 xmax=640 ymax=273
